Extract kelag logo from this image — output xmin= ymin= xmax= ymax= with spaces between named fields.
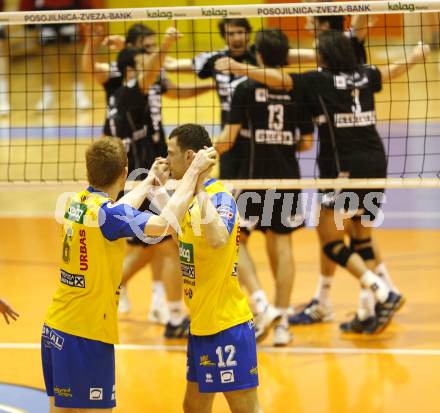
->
xmin=179 ymin=242 xmax=194 ymax=264
xmin=0 ymin=383 xmax=48 ymax=412
xmin=388 ymin=2 xmax=415 ymax=11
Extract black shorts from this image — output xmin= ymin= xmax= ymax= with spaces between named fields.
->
xmin=237 ymin=189 xmax=305 ymax=234
xmin=319 ymin=188 xmax=385 ymax=221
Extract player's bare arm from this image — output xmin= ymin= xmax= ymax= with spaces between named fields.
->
xmin=146 ymin=147 xmax=217 ymax=237
xmin=138 ymin=27 xmax=183 ymax=93
xmin=214 ymin=123 xmax=242 ymax=154
xmin=215 ymin=57 xmax=294 ymax=91
xmin=380 ymin=42 xmax=430 ymax=82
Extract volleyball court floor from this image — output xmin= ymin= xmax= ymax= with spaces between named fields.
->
xmin=0 ymin=51 xmax=440 ymax=413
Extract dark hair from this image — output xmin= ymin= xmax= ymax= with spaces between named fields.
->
xmin=117 ymin=47 xmax=144 ymax=76
xmin=86 ymin=137 xmax=127 ymax=188
xmin=317 ymin=31 xmax=358 ymax=73
xmin=316 ymin=16 xmax=344 ymax=32
xmin=126 ymin=23 xmax=155 ymax=46
xmin=218 ymin=18 xmax=252 ymax=38
xmin=255 ymin=28 xmax=289 ymax=67
xmin=168 ymin=124 xmax=212 ymax=151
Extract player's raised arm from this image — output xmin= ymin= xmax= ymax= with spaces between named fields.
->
xmin=380 ymin=42 xmax=430 ymax=83
xmin=81 ymin=23 xmax=114 ymax=85
xmin=138 ymin=27 xmax=183 ymax=93
xmin=194 ymin=168 xmax=235 ymax=249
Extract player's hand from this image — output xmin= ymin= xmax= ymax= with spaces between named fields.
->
xmin=149 ymin=157 xmax=170 ymax=186
xmin=410 ymin=41 xmax=431 ymax=63
xmin=162 ymin=27 xmax=183 ymax=49
xmin=0 ymin=299 xmax=19 ymax=324
xmin=82 ymin=22 xmax=106 ymax=45
xmin=215 ymin=57 xmax=244 ymax=74
xmin=102 ymin=35 xmax=125 ymax=52
xmin=190 ymin=147 xmax=217 ymax=174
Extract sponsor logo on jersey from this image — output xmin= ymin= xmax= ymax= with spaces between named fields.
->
xmin=79 ymin=229 xmax=88 ymax=271
xmin=205 ymin=373 xmax=213 ymax=383
xmin=200 ymin=355 xmax=216 ymax=367
xmin=65 ymin=201 xmax=87 ymax=224
xmin=60 ymin=270 xmax=85 ymax=288
xmin=179 ymin=242 xmax=196 ymax=279
xmin=42 ymin=325 xmax=65 ymax=350
xmin=220 ymin=370 xmax=235 ymax=384
xmin=54 ymin=386 xmax=73 ymax=398
xmin=89 ymin=388 xmax=103 ymax=401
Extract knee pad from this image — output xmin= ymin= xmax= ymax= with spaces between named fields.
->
xmin=350 ymin=237 xmax=375 ymax=261
xmin=323 ymin=240 xmax=353 ymax=267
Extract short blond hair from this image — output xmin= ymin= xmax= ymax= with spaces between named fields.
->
xmin=86 ymin=137 xmax=127 ymax=188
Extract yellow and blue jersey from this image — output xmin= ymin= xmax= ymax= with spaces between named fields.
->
xmin=178 ymin=178 xmax=253 ymax=336
xmin=45 ymin=187 xmax=153 ymax=344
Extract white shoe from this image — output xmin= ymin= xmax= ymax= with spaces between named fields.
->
xmin=0 ymin=101 xmax=9 ymax=115
xmin=255 ymin=304 xmax=282 ymax=343
xmin=118 ymin=286 xmax=131 ymax=313
xmin=35 ymin=91 xmax=54 ymax=111
xmin=272 ymin=325 xmax=293 ymax=347
xmin=147 ymin=305 xmax=170 ymax=325
xmin=75 ymin=92 xmax=91 ymax=109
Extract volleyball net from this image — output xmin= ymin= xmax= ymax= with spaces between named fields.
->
xmin=0 ymin=1 xmax=439 ymax=189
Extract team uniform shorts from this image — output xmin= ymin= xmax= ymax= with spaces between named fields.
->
xmin=187 ymin=320 xmax=259 ymax=393
xmin=237 ymin=189 xmax=305 ymax=234
xmin=41 ymin=325 xmax=116 ymax=409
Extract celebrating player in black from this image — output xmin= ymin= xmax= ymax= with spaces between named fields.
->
xmin=167 ymin=18 xmax=257 ymax=179
xmin=215 ymin=29 xmax=314 ymax=346
xmin=216 ymin=31 xmax=429 ymax=333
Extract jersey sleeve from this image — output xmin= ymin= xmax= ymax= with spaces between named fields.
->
xmin=193 ymin=52 xmax=216 ymax=79
xmin=209 ymin=192 xmax=237 ymax=235
xmin=229 ymin=80 xmax=249 ymax=125
xmin=99 ymin=202 xmax=153 ymax=241
xmin=365 ymin=65 xmax=382 ymax=93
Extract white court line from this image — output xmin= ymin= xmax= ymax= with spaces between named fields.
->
xmin=1 ymin=342 xmax=440 ymax=356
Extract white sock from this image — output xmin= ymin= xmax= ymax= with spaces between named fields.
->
xmin=313 ymin=274 xmax=333 ymax=306
xmin=277 ymin=308 xmax=289 ymax=328
xmin=151 ymin=281 xmax=165 ymax=309
xmin=360 ymin=270 xmax=389 ymax=303
xmin=251 ymin=289 xmax=269 ymax=315
xmin=375 ymin=263 xmax=400 ymax=294
xmin=168 ymin=300 xmax=185 ymax=326
xmin=357 ymin=288 xmax=375 ymax=321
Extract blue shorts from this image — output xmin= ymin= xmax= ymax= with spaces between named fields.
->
xmin=41 ymin=325 xmax=116 ymax=409
xmin=187 ymin=320 xmax=259 ymax=393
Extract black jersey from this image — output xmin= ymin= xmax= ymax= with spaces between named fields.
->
xmin=230 ymin=78 xmax=314 ymax=179
xmin=146 ymin=70 xmax=168 ymax=158
xmin=291 ymin=66 xmax=386 ymax=179
xmin=193 ymin=47 xmax=257 ymax=126
xmin=346 ymin=28 xmax=367 ymax=65
xmin=107 ymin=79 xmax=155 ymax=175
xmin=103 ymin=63 xmax=167 ymax=168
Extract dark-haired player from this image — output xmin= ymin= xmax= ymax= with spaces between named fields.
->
xmin=288 ymin=13 xmax=405 ymax=328
xmin=216 ymin=32 xmax=429 ymax=333
xmin=165 ymin=124 xmax=261 ymax=413
xmin=216 ymin=29 xmax=314 ymax=345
